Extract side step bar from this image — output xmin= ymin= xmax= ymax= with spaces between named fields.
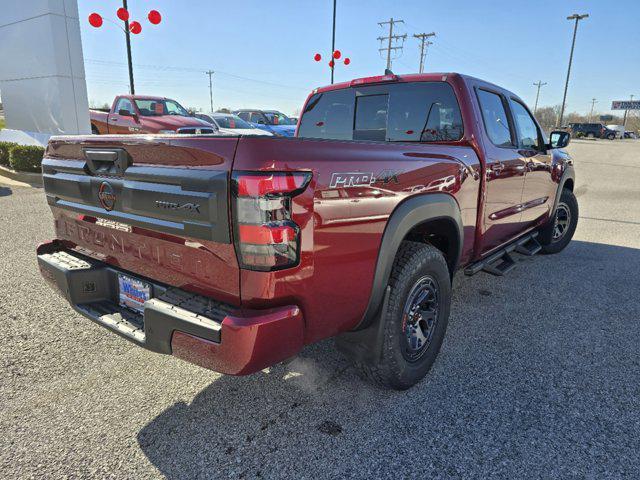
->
xmin=464 ymin=232 xmax=541 ymax=277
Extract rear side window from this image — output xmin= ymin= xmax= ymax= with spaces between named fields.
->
xmin=510 ymin=100 xmax=540 ymax=150
xmin=298 ymin=82 xmax=463 ymax=142
xmin=477 ymin=89 xmax=513 ymax=147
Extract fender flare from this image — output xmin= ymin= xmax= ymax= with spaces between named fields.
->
xmin=552 ymin=164 xmax=575 ymax=215
xmin=355 ymin=193 xmax=463 ymax=330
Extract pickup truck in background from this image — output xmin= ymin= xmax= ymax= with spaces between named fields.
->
xmin=37 ymin=73 xmax=577 ymax=390
xmin=90 ymin=95 xmax=216 ymax=135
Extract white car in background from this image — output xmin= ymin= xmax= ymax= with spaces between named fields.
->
xmin=195 ymin=113 xmax=273 ymax=136
xmin=606 ymin=125 xmax=625 ymax=139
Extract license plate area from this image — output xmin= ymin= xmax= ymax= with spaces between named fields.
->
xmin=118 ymin=274 xmax=152 ymax=314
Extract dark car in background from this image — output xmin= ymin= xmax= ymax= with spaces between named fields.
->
xmin=569 ymin=123 xmax=616 ymax=140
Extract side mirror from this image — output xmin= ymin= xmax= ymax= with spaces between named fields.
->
xmin=549 ymin=130 xmax=570 ymax=149
xmin=118 ymin=109 xmax=132 ymax=116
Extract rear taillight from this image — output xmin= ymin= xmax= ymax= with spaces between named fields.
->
xmin=232 ymin=172 xmax=311 ymax=271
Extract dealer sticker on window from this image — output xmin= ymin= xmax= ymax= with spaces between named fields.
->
xmin=118 ymin=274 xmax=152 ymax=314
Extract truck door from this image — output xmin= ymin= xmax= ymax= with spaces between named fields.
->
xmin=509 ymin=98 xmax=554 ymax=225
xmin=109 ymin=98 xmax=141 ymax=134
xmin=475 ymin=88 xmax=527 ymax=254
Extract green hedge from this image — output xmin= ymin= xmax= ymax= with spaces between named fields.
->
xmin=0 ymin=141 xmax=15 ymax=167
xmin=9 ymin=145 xmax=45 ymax=173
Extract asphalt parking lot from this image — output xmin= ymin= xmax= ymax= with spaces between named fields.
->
xmin=2 ymin=139 xmax=640 ymax=479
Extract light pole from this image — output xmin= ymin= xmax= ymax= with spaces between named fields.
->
xmin=557 ymin=13 xmax=589 ymax=127
xmin=88 ymin=4 xmax=163 ymax=96
xmin=533 ymin=81 xmax=547 ymax=114
xmin=122 ymin=0 xmax=135 ymax=94
xmin=330 ymin=0 xmax=336 ymax=84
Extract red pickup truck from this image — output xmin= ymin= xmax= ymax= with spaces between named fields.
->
xmin=90 ymin=95 xmax=215 ymax=135
xmin=37 ymin=73 xmax=577 ymax=389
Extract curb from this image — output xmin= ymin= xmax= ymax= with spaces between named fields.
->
xmin=0 ymin=165 xmax=43 ymax=186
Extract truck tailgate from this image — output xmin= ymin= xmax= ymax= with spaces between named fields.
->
xmin=42 ymin=135 xmax=241 ymax=305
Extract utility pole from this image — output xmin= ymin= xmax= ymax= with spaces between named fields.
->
xmin=377 ymin=18 xmax=407 ymax=71
xmin=533 ymin=81 xmax=547 ymax=114
xmin=413 ymin=32 xmax=436 ymax=73
xmin=589 ymin=98 xmax=597 ymax=122
xmin=558 ymin=13 xmax=589 ymax=127
xmin=205 ymin=70 xmax=214 ymax=112
xmin=330 ymin=0 xmax=337 ymax=84
xmin=122 ymin=0 xmax=135 ymax=94
xmin=623 ymin=94 xmax=634 ymax=128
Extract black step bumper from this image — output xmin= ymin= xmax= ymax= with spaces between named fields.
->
xmin=36 ymin=241 xmax=231 ymax=354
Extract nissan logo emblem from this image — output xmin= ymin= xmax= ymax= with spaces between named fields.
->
xmin=98 ymin=182 xmax=116 ymax=211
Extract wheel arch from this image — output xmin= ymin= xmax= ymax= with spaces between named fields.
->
xmin=552 ymin=164 xmax=576 ymax=215
xmin=355 ymin=193 xmax=463 ymax=330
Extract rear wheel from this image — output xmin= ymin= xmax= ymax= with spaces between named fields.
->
xmin=355 ymin=242 xmax=451 ymax=390
xmin=91 ymin=125 xmax=99 ymax=135
xmin=607 ymin=133 xmax=615 ymax=140
xmin=539 ymin=188 xmax=579 ymax=254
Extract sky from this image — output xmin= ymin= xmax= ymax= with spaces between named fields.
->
xmin=79 ymin=0 xmax=640 ymax=117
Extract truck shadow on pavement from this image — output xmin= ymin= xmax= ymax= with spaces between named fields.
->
xmin=0 ymin=186 xmax=12 ymax=197
xmin=137 ymin=240 xmax=640 ymax=479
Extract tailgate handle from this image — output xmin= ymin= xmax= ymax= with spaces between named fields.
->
xmin=84 ymin=148 xmax=130 ymax=176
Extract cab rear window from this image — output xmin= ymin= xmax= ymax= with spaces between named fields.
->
xmin=298 ymin=82 xmax=463 ymax=142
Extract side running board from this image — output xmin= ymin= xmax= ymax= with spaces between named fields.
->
xmin=464 ymin=232 xmax=541 ymax=277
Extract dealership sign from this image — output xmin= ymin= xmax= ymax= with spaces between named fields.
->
xmin=611 ymin=100 xmax=640 ymax=110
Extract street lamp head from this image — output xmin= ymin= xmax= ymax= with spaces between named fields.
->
xmin=567 ymin=13 xmax=589 ymax=20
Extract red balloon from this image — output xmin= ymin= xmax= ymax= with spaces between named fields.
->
xmin=148 ymin=10 xmax=162 ymax=25
xmin=333 ymin=50 xmax=341 ymax=60
xmin=88 ymin=13 xmax=103 ymax=28
xmin=129 ymin=21 xmax=142 ymax=34
xmin=116 ymin=8 xmax=129 ymax=21
xmin=314 ymin=53 xmax=322 ymax=62
xmin=344 ymin=57 xmax=351 ymax=65
xmin=328 ymin=60 xmax=335 ymax=68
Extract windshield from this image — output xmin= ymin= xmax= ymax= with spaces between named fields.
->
xmin=214 ymin=115 xmax=253 ymax=129
xmin=134 ymin=99 xmax=189 ymax=117
xmin=264 ymin=112 xmax=295 ymax=126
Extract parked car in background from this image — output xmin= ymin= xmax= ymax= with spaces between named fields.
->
xmin=606 ymin=124 xmax=626 ymax=139
xmin=90 ymin=96 xmax=216 ymax=135
xmin=569 ymin=122 xmax=616 ymax=140
xmin=624 ymin=131 xmax=637 ymax=139
xmin=195 ymin=113 xmax=273 ymax=136
xmin=234 ymin=109 xmax=297 ymax=137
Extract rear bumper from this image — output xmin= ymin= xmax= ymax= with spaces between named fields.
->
xmin=36 ymin=240 xmax=304 ymax=375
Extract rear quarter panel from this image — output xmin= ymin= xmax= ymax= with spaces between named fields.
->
xmin=233 ymin=136 xmax=481 ymax=343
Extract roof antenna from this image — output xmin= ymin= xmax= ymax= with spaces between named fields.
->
xmin=384 ymin=68 xmax=394 ymax=75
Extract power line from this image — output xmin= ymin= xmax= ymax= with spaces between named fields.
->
xmin=377 ymin=18 xmax=407 ymax=71
xmin=413 ymin=32 xmax=436 ymax=73
xmin=588 ymin=98 xmax=597 ymax=122
xmin=84 ymin=59 xmax=310 ymax=91
xmin=205 ymin=70 xmax=214 ymax=113
xmin=533 ymin=81 xmax=547 ymax=114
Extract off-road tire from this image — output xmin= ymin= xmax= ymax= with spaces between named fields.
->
xmin=91 ymin=125 xmax=99 ymax=135
xmin=355 ymin=242 xmax=451 ymax=390
xmin=539 ymin=188 xmax=578 ymax=254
